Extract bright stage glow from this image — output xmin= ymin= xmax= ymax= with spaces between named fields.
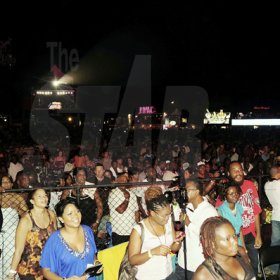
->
xmin=232 ymin=119 xmax=280 ymax=126
xmin=52 ymin=80 xmax=61 ymax=87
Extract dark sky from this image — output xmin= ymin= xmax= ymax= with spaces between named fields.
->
xmin=1 ymin=2 xmax=280 ymax=118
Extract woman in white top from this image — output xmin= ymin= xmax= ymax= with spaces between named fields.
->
xmin=128 ymin=186 xmax=185 ymax=280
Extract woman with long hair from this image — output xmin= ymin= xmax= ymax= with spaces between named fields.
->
xmin=8 ymin=188 xmax=57 ymax=280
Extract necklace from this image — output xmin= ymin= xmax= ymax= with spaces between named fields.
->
xmin=148 ymin=218 xmax=166 ymax=245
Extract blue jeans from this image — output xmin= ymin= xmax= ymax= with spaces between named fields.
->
xmin=244 ymin=233 xmax=258 ymax=277
xmin=270 ymin=220 xmax=280 ymax=274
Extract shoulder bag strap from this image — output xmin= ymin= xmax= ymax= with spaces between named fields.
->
xmin=139 ymin=222 xmax=145 ymax=247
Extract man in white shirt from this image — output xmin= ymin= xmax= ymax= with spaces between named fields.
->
xmin=135 ymin=167 xmax=165 ymax=218
xmin=108 ymin=175 xmax=139 ymax=245
xmin=264 ymin=165 xmax=280 ymax=275
xmin=175 ymin=179 xmax=218 ymax=280
xmin=8 ymin=154 xmax=24 ymax=182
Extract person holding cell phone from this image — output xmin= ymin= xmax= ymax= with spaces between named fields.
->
xmin=40 ymin=199 xmax=101 ymax=280
xmin=128 ymin=186 xmax=184 ymax=280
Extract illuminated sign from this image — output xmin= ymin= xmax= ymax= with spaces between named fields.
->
xmin=48 ymin=102 xmax=62 ymax=110
xmin=36 ymin=90 xmax=75 ymax=96
xmin=138 ymin=106 xmax=156 ymax=114
xmin=253 ymin=106 xmax=270 ymax=110
xmin=232 ymin=119 xmax=280 ymax=126
xmin=204 ymin=109 xmax=231 ymax=124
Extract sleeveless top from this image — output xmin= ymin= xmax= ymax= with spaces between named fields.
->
xmin=17 ymin=210 xmax=56 ymax=279
xmin=202 ymin=254 xmax=256 ymax=280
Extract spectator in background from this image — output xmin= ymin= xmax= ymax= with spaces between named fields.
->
xmin=48 ymin=173 xmax=73 ymax=213
xmin=64 ymin=167 xmax=103 ymax=233
xmin=93 ymin=163 xmax=112 ymax=239
xmin=52 ymin=149 xmax=66 ymax=170
xmin=163 ymin=161 xmax=179 ymax=182
xmin=116 ymin=156 xmax=125 ymax=174
xmin=108 ymin=174 xmax=139 ymax=245
xmin=241 ymin=156 xmax=253 ymax=176
xmin=101 ymin=151 xmax=112 ymax=170
xmin=227 ymin=161 xmax=262 ymax=276
xmin=0 ymin=174 xmax=28 ymax=279
xmin=264 ymin=165 xmax=280 ymax=276
xmin=230 ymin=145 xmax=240 ymax=162
xmin=8 ymin=154 xmax=24 ymax=182
xmin=104 ymin=169 xmax=115 ymax=182
xmin=196 ymin=161 xmax=207 ymax=179
xmin=73 ymin=148 xmax=89 ymax=168
xmin=14 ymin=170 xmax=33 ymax=189
xmin=13 ymin=170 xmax=34 ymax=201
xmin=154 ymin=159 xmax=167 ymax=180
xmin=179 ymin=164 xmax=193 ymax=188
xmin=136 ymin=167 xmax=165 ymax=219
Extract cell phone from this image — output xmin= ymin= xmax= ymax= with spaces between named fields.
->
xmin=176 ymin=232 xmax=186 ymax=239
xmin=83 ymin=263 xmax=103 ymax=277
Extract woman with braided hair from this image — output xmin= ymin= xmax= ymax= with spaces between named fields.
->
xmin=193 ymin=216 xmax=255 ymax=280
xmin=128 ymin=186 xmax=185 ymax=280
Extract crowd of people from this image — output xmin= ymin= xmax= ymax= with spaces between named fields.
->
xmin=0 ymin=129 xmax=279 ymax=279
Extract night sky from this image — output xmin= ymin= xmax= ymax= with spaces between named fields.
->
xmin=1 ymin=2 xmax=280 ymax=119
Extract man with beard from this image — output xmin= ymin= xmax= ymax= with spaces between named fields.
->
xmin=228 ymin=161 xmax=262 ymax=276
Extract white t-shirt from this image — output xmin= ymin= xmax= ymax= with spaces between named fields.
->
xmin=265 ymin=179 xmax=280 ymax=221
xmin=177 ymin=198 xmax=218 ymax=272
xmin=108 ymin=188 xmax=138 ymax=235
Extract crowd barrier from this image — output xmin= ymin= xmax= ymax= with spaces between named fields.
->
xmin=0 ymin=174 xmax=270 ymax=279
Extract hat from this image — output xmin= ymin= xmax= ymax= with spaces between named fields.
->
xmin=197 ymin=160 xmax=206 ymax=167
xmin=182 ymin=162 xmax=190 ymax=170
xmin=64 ymin=162 xmax=74 ymax=172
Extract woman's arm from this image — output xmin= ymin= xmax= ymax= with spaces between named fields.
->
xmin=128 ymin=228 xmax=152 ymax=266
xmin=170 ymin=222 xmax=183 ymax=253
xmin=128 ymin=228 xmax=171 ymax=266
xmin=61 ymin=189 xmax=70 ymax=200
xmin=49 ymin=209 xmax=58 ymax=230
xmin=9 ymin=215 xmax=31 ymax=277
